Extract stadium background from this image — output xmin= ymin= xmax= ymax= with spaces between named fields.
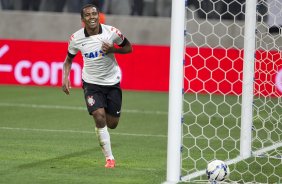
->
xmin=0 ymin=1 xmax=281 ymax=183
xmin=1 ymin=11 xmax=281 ymax=94
xmin=0 ymin=3 xmax=172 ymax=90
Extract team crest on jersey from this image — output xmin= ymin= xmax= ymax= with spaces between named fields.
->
xmin=87 ymin=96 xmax=95 ymax=106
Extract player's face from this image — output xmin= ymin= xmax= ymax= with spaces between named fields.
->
xmin=82 ymin=7 xmax=99 ymax=30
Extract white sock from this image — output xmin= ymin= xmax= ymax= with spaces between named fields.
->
xmin=95 ymin=126 xmax=114 ymax=160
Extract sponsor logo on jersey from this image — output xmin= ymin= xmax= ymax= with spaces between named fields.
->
xmin=111 ymin=27 xmax=124 ymax=40
xmin=69 ymin=34 xmax=74 ymax=41
xmin=84 ymin=50 xmax=105 ymax=59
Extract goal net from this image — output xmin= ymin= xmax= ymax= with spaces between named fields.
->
xmin=165 ymin=0 xmax=282 ymax=183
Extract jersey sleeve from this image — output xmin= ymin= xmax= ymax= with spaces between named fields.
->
xmin=68 ymin=34 xmax=79 ymax=56
xmin=110 ymin=26 xmax=125 ymax=46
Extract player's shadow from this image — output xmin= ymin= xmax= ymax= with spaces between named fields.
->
xmin=17 ymin=148 xmax=96 ymax=170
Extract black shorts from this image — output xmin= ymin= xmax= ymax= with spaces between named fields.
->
xmin=82 ymin=81 xmax=122 ymax=117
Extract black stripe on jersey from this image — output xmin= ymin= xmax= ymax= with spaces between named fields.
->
xmin=68 ymin=52 xmax=76 ymax=58
xmin=118 ymin=37 xmax=129 ymax=47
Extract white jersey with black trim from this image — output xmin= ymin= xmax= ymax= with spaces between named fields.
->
xmin=68 ymin=24 xmax=125 ymax=85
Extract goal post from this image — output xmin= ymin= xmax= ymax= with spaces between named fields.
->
xmin=240 ymin=0 xmax=257 ymax=159
xmin=165 ymin=0 xmax=282 ymax=183
xmin=164 ymin=0 xmax=185 ymax=183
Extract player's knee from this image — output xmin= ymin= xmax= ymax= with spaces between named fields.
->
xmin=107 ymin=122 xmax=118 ymax=129
xmin=106 ymin=115 xmax=119 ymax=129
xmin=92 ymin=110 xmax=106 ymax=128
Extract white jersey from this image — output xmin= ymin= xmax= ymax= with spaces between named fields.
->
xmin=68 ymin=24 xmax=125 ymax=85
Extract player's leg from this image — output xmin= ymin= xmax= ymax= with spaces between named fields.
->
xmin=82 ymin=82 xmax=115 ymax=168
xmin=92 ymin=108 xmax=115 ymax=168
xmin=102 ymin=83 xmax=122 ymax=168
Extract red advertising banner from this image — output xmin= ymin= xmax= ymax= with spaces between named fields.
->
xmin=0 ymin=39 xmax=170 ymax=91
xmin=185 ymin=47 xmax=282 ymax=96
xmin=0 ymin=39 xmax=281 ymax=96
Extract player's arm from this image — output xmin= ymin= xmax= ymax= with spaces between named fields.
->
xmin=62 ymin=54 xmax=74 ymax=95
xmin=102 ymin=38 xmax=132 ymax=54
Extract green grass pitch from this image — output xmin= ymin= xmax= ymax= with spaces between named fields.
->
xmin=0 ymin=85 xmax=281 ymax=183
xmin=0 ymin=85 xmax=168 ymax=184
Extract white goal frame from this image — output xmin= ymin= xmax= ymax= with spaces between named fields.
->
xmin=163 ymin=0 xmax=185 ymax=183
xmin=164 ymin=0 xmax=281 ymax=183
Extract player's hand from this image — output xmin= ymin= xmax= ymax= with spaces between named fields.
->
xmin=101 ymin=42 xmax=114 ymax=53
xmin=62 ymin=80 xmax=71 ymax=95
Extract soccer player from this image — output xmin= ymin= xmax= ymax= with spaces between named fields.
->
xmin=62 ymin=4 xmax=132 ymax=168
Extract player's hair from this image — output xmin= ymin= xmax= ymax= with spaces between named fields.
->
xmin=80 ymin=4 xmax=100 ymax=18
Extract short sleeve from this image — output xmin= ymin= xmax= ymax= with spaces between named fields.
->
xmin=68 ymin=34 xmax=79 ymax=55
xmin=110 ymin=26 xmax=125 ymax=46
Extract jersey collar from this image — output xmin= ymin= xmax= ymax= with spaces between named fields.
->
xmin=84 ymin=24 xmax=103 ymax=37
